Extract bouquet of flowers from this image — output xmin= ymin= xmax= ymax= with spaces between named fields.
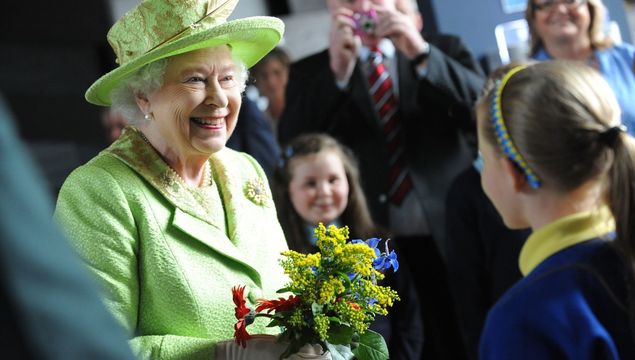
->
xmin=232 ymin=224 xmax=400 ymax=360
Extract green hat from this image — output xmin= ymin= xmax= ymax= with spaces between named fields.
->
xmin=86 ymin=0 xmax=284 ymax=106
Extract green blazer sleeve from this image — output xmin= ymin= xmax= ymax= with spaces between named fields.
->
xmin=55 ymin=128 xmax=289 ymax=360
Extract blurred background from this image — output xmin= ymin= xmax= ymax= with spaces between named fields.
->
xmin=0 ymin=0 xmax=633 ymax=197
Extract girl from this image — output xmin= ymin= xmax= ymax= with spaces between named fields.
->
xmin=273 ymin=133 xmax=424 ymax=360
xmin=273 ymin=133 xmax=376 ymax=252
xmin=477 ymin=61 xmax=635 ymax=359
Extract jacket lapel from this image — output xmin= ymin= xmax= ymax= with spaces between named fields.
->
xmin=397 ymin=52 xmax=418 ymax=122
xmin=171 ymin=208 xmax=261 ymax=282
xmin=106 ymin=127 xmax=262 ymax=279
xmin=350 ymin=61 xmax=385 ymax=136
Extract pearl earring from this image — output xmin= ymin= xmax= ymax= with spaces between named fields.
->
xmin=144 ymin=113 xmax=150 ymax=120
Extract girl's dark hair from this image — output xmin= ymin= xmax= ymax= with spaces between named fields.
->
xmin=477 ymin=60 xmax=635 ymax=273
xmin=273 ymin=133 xmax=381 ymax=253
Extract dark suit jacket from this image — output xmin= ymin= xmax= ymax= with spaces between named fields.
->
xmin=279 ymin=34 xmax=485 ymax=244
xmin=227 ymin=96 xmax=280 ymax=180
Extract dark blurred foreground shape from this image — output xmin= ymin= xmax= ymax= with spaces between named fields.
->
xmin=0 ymin=94 xmax=135 ymax=359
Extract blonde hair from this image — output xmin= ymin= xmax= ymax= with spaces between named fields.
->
xmin=525 ymin=0 xmax=613 ymax=56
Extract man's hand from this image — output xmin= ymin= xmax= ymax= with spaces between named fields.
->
xmin=328 ymin=7 xmax=361 ymax=84
xmin=373 ymin=4 xmax=427 ymax=60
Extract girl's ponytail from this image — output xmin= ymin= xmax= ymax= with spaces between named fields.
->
xmin=608 ymin=135 xmax=635 ymax=272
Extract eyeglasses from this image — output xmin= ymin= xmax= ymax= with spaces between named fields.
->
xmin=533 ymin=0 xmax=587 ymax=12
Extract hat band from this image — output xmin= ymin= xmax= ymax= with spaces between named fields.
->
xmin=490 ymin=64 xmax=542 ymax=189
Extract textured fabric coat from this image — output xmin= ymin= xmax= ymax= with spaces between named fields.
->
xmin=55 ymin=127 xmax=289 ymax=360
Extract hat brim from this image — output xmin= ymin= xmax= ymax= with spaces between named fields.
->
xmin=86 ymin=16 xmax=284 ymax=106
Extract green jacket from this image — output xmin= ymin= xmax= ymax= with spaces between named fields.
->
xmin=55 ymin=127 xmax=289 ymax=359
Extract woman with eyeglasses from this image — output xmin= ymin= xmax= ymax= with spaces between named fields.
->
xmin=525 ymin=0 xmax=635 ymax=133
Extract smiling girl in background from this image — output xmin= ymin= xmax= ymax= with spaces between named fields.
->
xmin=273 ymin=133 xmax=424 ymax=359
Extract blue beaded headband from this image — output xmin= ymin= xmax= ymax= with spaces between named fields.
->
xmin=491 ymin=65 xmax=542 ymax=189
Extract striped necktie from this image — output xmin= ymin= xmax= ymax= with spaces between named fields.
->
xmin=367 ymin=47 xmax=413 ymax=206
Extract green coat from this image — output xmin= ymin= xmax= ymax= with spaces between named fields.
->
xmin=55 ymin=127 xmax=289 ymax=359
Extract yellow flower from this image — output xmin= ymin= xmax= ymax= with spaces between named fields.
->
xmin=272 ymin=222 xmax=400 ymax=353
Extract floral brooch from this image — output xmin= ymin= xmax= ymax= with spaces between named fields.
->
xmin=244 ymin=178 xmax=268 ymax=206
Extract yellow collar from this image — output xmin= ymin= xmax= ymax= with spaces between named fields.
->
xmin=519 ymin=206 xmax=615 ymax=276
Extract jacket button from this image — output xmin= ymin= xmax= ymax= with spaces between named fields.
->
xmin=379 ymin=194 xmax=387 ymax=203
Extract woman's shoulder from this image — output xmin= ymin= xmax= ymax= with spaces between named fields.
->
xmin=70 ymin=152 xmax=133 ymax=179
xmin=60 ymin=152 xmax=138 ymax=196
xmin=603 ymin=42 xmax=635 ymax=61
xmin=213 ymin=147 xmax=268 ymax=178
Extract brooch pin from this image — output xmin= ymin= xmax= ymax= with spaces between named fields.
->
xmin=244 ymin=178 xmax=268 ymax=206
xmin=159 ymin=169 xmax=180 ymax=193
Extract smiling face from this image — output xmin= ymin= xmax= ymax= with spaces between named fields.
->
xmin=531 ymin=0 xmax=591 ymax=46
xmin=288 ymin=150 xmax=350 ymax=226
xmin=140 ymin=45 xmax=242 ymax=158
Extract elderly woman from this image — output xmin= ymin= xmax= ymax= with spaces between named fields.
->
xmin=54 ymin=0 xmax=293 ymax=358
xmin=525 ymin=0 xmax=635 ymax=131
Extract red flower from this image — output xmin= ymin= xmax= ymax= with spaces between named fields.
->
xmin=256 ymin=295 xmax=302 ymax=314
xmin=232 ymin=285 xmax=251 ymax=319
xmin=234 ymin=318 xmax=252 ymax=347
xmin=232 ymin=286 xmax=254 ymax=347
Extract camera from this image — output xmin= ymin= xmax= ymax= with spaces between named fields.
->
xmin=353 ymin=10 xmax=377 ymax=35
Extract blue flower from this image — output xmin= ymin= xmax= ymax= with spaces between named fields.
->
xmin=352 ymin=238 xmax=399 ymax=272
xmin=373 ymin=249 xmax=399 ymax=272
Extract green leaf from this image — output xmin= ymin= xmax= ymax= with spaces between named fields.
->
xmin=337 ymin=271 xmax=353 ymax=285
xmin=276 ymin=287 xmax=292 ymax=294
xmin=351 ymin=329 xmax=389 ymax=360
xmin=326 ymin=323 xmax=354 ymax=345
xmin=266 ymin=318 xmax=286 ymax=327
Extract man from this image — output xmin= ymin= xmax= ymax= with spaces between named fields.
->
xmin=227 ymin=96 xmax=280 ymax=180
xmin=279 ymin=0 xmax=485 ymax=358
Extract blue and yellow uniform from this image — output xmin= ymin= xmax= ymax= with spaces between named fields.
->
xmin=480 ymin=207 xmax=635 ymax=359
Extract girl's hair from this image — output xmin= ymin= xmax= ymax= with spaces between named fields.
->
xmin=273 ymin=133 xmax=380 ymax=253
xmin=110 ymin=49 xmax=248 ymax=125
xmin=525 ymin=0 xmax=613 ymax=56
xmin=477 ymin=60 xmax=635 ymax=272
